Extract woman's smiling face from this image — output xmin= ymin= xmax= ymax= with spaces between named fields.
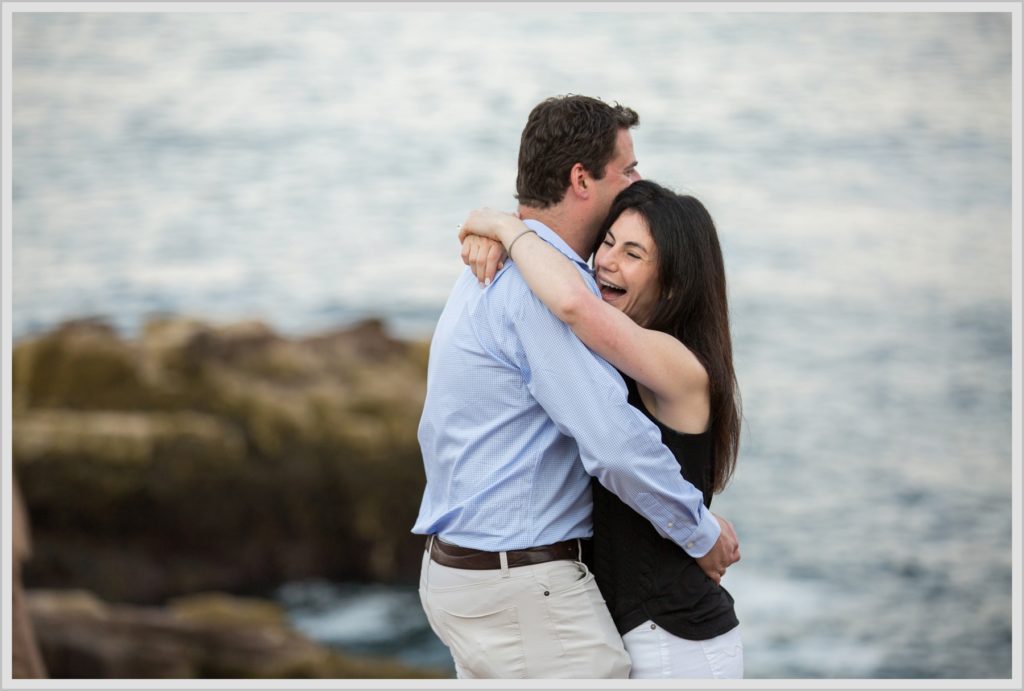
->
xmin=594 ymin=209 xmax=661 ymax=326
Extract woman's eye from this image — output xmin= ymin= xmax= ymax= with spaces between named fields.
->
xmin=627 ymin=253 xmax=641 ymax=260
xmin=602 ymin=239 xmax=613 ymax=247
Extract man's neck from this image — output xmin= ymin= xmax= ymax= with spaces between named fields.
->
xmin=517 ymin=204 xmax=595 ymax=261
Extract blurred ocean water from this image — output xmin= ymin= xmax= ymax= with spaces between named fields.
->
xmin=10 ymin=10 xmax=1014 ymax=679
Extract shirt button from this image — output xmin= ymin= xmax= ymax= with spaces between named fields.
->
xmin=666 ymin=522 xmax=674 ymax=529
xmin=686 ymin=541 xmax=695 ymax=549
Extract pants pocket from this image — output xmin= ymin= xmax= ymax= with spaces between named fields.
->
xmin=702 ymin=627 xmax=744 ymax=679
xmin=538 ymin=564 xmax=630 ymax=677
xmin=439 ymin=605 xmax=526 ymax=679
xmin=535 ymin=559 xmax=591 ymax=595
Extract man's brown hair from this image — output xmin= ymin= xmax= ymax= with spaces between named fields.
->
xmin=515 ymin=95 xmax=639 ymax=209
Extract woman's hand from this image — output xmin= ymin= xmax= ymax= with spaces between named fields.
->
xmin=461 ymin=235 xmax=507 ymax=286
xmin=458 ymin=208 xmax=523 ymax=285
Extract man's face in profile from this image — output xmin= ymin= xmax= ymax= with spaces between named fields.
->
xmin=591 ymin=128 xmax=641 ymax=221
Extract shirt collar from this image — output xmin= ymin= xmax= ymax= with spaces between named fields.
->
xmin=522 ymin=218 xmax=591 ymax=270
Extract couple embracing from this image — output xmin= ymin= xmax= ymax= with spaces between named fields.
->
xmin=413 ymin=94 xmax=743 ymax=679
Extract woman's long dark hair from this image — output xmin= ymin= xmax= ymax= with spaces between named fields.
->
xmin=593 ymin=180 xmax=741 ymax=494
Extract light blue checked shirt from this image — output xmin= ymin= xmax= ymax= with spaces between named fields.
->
xmin=413 ymin=220 xmax=721 ymax=557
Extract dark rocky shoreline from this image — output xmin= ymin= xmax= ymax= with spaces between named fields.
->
xmin=27 ymin=589 xmax=444 ymax=679
xmin=13 ymin=316 xmax=438 ymax=678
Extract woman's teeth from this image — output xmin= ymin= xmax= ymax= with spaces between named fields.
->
xmin=599 ymin=280 xmax=626 ymax=298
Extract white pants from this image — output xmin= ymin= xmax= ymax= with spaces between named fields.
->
xmin=621 ymin=620 xmax=744 ymax=679
xmin=418 ymin=544 xmax=631 ymax=678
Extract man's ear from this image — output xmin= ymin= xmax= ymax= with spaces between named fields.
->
xmin=569 ymin=162 xmax=590 ymax=199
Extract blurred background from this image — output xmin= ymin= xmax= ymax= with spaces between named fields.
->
xmin=7 ymin=8 xmax=1015 ymax=680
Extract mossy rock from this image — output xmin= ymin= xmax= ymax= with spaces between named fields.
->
xmin=14 ymin=319 xmax=167 ymax=410
xmin=14 ymin=317 xmax=430 ymax=601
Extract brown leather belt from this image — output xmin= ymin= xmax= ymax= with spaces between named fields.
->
xmin=426 ymin=536 xmax=582 ymax=570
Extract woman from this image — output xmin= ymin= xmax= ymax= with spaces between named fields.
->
xmin=458 ymin=180 xmax=743 ymax=679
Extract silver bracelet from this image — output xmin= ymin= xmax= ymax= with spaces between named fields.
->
xmin=507 ymin=228 xmax=537 ymax=258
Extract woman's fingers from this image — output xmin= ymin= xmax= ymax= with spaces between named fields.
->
xmin=461 ymin=234 xmax=507 ymax=285
xmin=469 ymin=238 xmax=486 ymax=283
xmin=462 ymin=236 xmax=482 ymax=281
xmin=474 ymin=239 xmax=490 ymax=283
xmin=485 ymin=242 xmax=507 ymax=285
xmin=459 ymin=208 xmax=513 ymax=285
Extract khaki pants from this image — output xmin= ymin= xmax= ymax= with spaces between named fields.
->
xmin=418 ymin=540 xmax=631 ymax=679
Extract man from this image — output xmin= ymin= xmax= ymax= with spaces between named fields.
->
xmin=413 ymin=95 xmax=740 ymax=678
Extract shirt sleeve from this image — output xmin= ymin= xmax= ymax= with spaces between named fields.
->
xmin=506 ymin=272 xmax=722 ymax=558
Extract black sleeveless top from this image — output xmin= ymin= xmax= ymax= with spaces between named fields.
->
xmin=587 ymin=375 xmax=739 ymax=640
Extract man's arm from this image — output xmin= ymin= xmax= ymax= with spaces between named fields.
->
xmin=507 ymin=273 xmax=736 ymax=571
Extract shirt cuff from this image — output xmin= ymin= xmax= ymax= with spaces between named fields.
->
xmin=674 ymin=510 xmax=721 ymax=558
